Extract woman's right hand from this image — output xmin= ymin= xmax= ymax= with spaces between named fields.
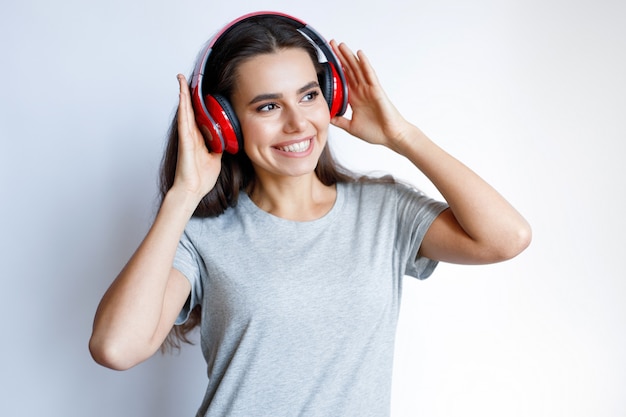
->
xmin=172 ymin=74 xmax=223 ymax=202
xmin=89 ymin=75 xmax=222 ymax=370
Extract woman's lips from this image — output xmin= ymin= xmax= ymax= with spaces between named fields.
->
xmin=274 ymin=138 xmax=313 ymax=155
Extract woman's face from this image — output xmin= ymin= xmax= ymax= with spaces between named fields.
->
xmin=230 ymin=48 xmax=330 ymax=182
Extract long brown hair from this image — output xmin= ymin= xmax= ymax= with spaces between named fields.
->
xmin=159 ymin=15 xmax=369 ymax=351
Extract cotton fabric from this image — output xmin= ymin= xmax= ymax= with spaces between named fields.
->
xmin=174 ymin=181 xmax=447 ymax=417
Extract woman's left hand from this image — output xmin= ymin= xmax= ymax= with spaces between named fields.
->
xmin=330 ymin=40 xmax=415 ymax=149
xmin=331 ymin=42 xmax=531 ymax=265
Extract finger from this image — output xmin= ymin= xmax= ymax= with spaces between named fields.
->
xmin=330 ymin=115 xmax=351 ymax=132
xmin=330 ymin=39 xmax=343 ymax=64
xmin=177 ymin=74 xmax=194 ymax=134
xmin=330 ymin=40 xmax=358 ymax=84
xmin=177 ymin=75 xmax=190 ymax=131
xmin=355 ymin=50 xmax=381 ymax=86
xmin=336 ymin=43 xmax=366 ymax=86
xmin=177 ymin=74 xmax=208 ymax=150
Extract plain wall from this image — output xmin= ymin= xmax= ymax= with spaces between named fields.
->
xmin=1 ymin=0 xmax=624 ymax=415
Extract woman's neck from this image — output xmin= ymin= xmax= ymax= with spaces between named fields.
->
xmin=248 ymin=173 xmax=336 ymax=221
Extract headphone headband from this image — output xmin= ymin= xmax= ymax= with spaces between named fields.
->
xmin=190 ymin=12 xmax=348 ymax=154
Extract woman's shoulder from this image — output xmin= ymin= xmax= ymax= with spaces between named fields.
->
xmin=340 ymin=177 xmax=444 ymax=214
xmin=185 ymin=197 xmax=248 ymax=231
xmin=340 ymin=175 xmax=416 ymax=197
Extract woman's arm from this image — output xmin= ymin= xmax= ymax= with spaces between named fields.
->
xmin=330 ymin=41 xmax=531 ymax=264
xmin=89 ymin=75 xmax=222 ymax=370
xmin=391 ymin=128 xmax=531 ymax=264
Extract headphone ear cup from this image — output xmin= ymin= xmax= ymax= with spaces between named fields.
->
xmin=205 ymin=94 xmax=243 ymax=154
xmin=319 ymin=62 xmax=347 ymax=118
xmin=318 ymin=62 xmax=335 ymax=113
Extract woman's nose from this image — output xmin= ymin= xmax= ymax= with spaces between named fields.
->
xmin=282 ymin=106 xmax=307 ymax=133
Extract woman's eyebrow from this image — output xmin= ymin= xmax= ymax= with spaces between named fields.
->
xmin=297 ymin=81 xmax=320 ymax=94
xmin=248 ymin=81 xmax=320 ymax=105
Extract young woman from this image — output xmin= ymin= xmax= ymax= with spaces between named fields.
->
xmin=90 ymin=12 xmax=531 ymax=417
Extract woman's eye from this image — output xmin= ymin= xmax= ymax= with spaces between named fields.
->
xmin=257 ymin=103 xmax=278 ymax=112
xmin=302 ymin=91 xmax=320 ymax=102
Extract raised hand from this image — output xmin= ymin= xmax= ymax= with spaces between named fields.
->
xmin=173 ymin=74 xmax=222 ymax=201
xmin=330 ymin=40 xmax=416 ymax=150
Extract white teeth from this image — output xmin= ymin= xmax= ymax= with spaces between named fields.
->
xmin=278 ymin=140 xmax=310 ymax=153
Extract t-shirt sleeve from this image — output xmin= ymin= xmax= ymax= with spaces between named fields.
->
xmin=394 ymin=183 xmax=448 ymax=280
xmin=172 ymin=228 xmax=204 ymax=325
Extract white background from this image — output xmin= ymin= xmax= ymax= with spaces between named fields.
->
xmin=1 ymin=0 xmax=624 ymax=416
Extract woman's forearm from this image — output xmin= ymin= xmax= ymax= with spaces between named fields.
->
xmin=391 ymin=124 xmax=532 ymax=262
xmin=89 ymin=188 xmax=197 ymax=369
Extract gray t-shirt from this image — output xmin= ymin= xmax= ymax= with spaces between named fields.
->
xmin=174 ymin=181 xmax=448 ymax=417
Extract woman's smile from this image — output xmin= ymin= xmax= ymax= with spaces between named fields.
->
xmin=274 ymin=137 xmax=314 ymax=155
xmin=231 ymin=48 xmax=331 ymax=180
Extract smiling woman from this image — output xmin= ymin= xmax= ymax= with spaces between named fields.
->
xmin=89 ymin=11 xmax=530 ymax=417
xmin=232 ymin=48 xmax=331 ymax=191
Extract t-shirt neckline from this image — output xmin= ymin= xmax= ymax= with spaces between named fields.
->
xmin=238 ymin=182 xmax=345 ymax=227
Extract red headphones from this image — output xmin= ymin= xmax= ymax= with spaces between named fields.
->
xmin=190 ymin=11 xmax=348 ymax=154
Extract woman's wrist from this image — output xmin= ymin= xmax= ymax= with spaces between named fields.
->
xmin=387 ymin=123 xmax=429 ymax=156
xmin=163 ymin=186 xmax=204 ymax=216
